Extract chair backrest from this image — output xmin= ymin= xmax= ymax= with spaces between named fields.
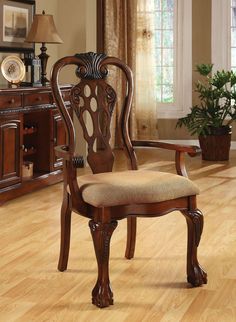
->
xmin=51 ymin=52 xmax=138 ymax=173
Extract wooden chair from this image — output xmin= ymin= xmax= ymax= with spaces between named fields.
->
xmin=50 ymin=52 xmax=207 ymax=308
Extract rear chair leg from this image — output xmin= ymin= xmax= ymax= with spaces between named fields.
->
xmin=89 ymin=219 xmax=118 ymax=308
xmin=58 ymin=192 xmax=72 ymax=271
xmin=181 ymin=209 xmax=207 ymax=286
xmin=125 ymin=217 xmax=137 ymax=259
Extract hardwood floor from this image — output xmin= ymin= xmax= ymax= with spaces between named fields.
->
xmin=1 ymin=148 xmax=236 ymax=321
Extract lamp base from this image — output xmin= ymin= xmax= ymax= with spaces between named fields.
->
xmin=41 ymin=76 xmax=50 ymax=86
xmin=39 ymin=43 xmax=49 ymax=86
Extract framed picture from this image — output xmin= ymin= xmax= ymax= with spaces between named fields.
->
xmin=0 ymin=0 xmax=35 ymax=52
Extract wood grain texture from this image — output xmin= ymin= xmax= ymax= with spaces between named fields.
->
xmin=0 ymin=148 xmax=236 ymax=320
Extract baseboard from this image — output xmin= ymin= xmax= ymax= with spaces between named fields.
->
xmin=159 ymin=140 xmax=236 ymax=150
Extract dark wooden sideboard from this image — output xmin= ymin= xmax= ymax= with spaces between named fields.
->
xmin=0 ymin=85 xmax=71 ymax=205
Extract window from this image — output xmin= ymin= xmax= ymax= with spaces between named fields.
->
xmin=232 ymin=0 xmax=236 ymax=70
xmin=153 ymin=0 xmax=192 ymax=118
xmin=212 ymin=0 xmax=230 ymax=72
xmin=154 ymin=0 xmax=176 ymax=104
xmin=211 ymin=0 xmax=236 ymax=71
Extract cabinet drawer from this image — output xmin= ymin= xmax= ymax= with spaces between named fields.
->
xmin=0 ymin=95 xmax=22 ymax=109
xmin=24 ymin=92 xmax=51 ymax=106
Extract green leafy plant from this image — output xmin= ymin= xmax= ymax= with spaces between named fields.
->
xmin=176 ymin=64 xmax=236 ymax=136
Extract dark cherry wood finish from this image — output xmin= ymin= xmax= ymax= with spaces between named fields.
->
xmin=0 ymin=85 xmax=71 ymax=205
xmin=51 ymin=110 xmax=68 ymax=170
xmin=0 ymin=115 xmax=22 ymax=189
xmin=51 ymin=52 xmax=207 ymax=308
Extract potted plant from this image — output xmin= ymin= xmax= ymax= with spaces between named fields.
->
xmin=176 ymin=64 xmax=236 ymax=161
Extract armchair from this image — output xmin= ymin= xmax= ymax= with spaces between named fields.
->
xmin=51 ymin=52 xmax=207 ymax=308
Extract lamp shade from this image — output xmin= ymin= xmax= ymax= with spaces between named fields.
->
xmin=25 ymin=11 xmax=63 ymax=44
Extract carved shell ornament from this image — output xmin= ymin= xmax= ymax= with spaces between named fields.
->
xmin=75 ymin=52 xmax=108 ymax=80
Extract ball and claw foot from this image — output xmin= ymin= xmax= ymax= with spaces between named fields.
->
xmin=92 ymin=283 xmax=114 ymax=308
xmin=187 ymin=265 xmax=207 ymax=287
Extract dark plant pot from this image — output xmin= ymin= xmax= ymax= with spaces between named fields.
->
xmin=198 ymin=126 xmax=232 ymax=161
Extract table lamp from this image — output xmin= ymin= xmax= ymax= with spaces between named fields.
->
xmin=25 ymin=10 xmax=63 ymax=86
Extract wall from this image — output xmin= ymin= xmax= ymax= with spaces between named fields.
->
xmin=57 ymin=0 xmax=86 ymax=83
xmin=86 ymin=0 xmax=97 ymax=52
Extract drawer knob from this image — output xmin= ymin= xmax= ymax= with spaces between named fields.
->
xmin=8 ymin=98 xmax=15 ymax=104
xmin=50 ymin=137 xmax=57 ymax=144
xmin=36 ymin=97 xmax=42 ymax=101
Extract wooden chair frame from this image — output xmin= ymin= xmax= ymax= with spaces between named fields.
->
xmin=51 ymin=52 xmax=207 ymax=308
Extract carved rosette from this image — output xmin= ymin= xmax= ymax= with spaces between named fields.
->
xmin=71 ymin=85 xmax=82 ymax=117
xmin=105 ymin=84 xmax=116 ymax=116
xmin=75 ymin=52 xmax=108 ymax=80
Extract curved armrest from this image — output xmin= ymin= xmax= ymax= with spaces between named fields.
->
xmin=55 ymin=145 xmax=84 ymax=168
xmin=131 ymin=140 xmax=201 ymax=178
xmin=131 ymin=140 xmax=201 ymax=157
xmin=55 ymin=145 xmax=71 ymax=160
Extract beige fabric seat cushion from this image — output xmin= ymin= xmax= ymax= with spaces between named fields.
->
xmin=77 ymin=170 xmax=199 ymax=207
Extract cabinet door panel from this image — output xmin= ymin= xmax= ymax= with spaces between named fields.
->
xmin=0 ymin=117 xmax=22 ymax=188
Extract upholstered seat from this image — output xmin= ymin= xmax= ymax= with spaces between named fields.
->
xmin=78 ymin=170 xmax=200 ymax=207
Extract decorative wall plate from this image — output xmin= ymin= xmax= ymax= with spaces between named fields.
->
xmin=1 ymin=56 xmax=25 ymax=84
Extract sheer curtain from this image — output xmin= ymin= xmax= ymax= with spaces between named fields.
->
xmin=136 ymin=0 xmax=158 ymax=139
xmin=103 ymin=0 xmax=137 ymax=146
xmin=102 ymin=0 xmax=158 ymax=144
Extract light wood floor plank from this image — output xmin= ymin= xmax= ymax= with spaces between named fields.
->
xmin=0 ymin=149 xmax=236 ymax=321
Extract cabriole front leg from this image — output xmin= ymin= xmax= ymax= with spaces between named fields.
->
xmin=181 ymin=209 xmax=207 ymax=286
xmin=89 ymin=220 xmax=118 ymax=308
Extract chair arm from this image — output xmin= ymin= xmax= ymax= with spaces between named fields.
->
xmin=55 ymin=145 xmax=71 ymax=160
xmin=55 ymin=145 xmax=84 ymax=168
xmin=131 ymin=140 xmax=201 ymax=156
xmin=131 ymin=140 xmax=201 ymax=178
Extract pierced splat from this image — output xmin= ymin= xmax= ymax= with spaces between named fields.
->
xmin=71 ymin=79 xmax=117 ymax=174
